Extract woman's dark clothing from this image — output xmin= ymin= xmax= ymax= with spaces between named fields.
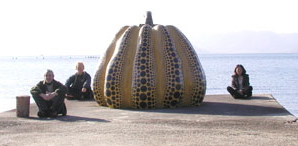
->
xmin=30 ymin=80 xmax=67 ymax=117
xmin=227 ymin=74 xmax=253 ymax=99
xmin=65 ymin=71 xmax=93 ymax=100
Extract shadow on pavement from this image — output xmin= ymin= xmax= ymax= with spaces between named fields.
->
xmin=28 ymin=115 xmax=110 ymax=122
xmin=127 ymin=97 xmax=290 ymax=116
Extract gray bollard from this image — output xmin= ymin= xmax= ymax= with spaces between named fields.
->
xmin=16 ymin=95 xmax=30 ymax=117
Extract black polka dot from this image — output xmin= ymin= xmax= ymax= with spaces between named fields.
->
xmin=140 ymin=72 xmax=146 ymax=77
xmin=171 ymin=100 xmax=178 ymax=106
xmin=106 ymin=83 xmax=110 ymax=88
xmin=140 ymin=94 xmax=147 ymax=100
xmin=141 ymin=53 xmax=146 ymax=57
xmin=174 ymin=92 xmax=181 ymax=98
xmin=140 ymin=102 xmax=147 ymax=108
xmin=141 ymin=59 xmax=146 ymax=64
xmin=107 ymin=99 xmax=112 ymax=105
xmin=141 ymin=78 xmax=147 ymax=84
xmin=175 ymin=70 xmax=180 ymax=75
xmin=174 ymin=58 xmax=178 ymax=63
xmin=107 ymin=75 xmax=112 ymax=81
xmin=140 ymin=65 xmax=146 ymax=70
xmin=106 ymin=90 xmax=111 ymax=97
xmin=141 ymin=86 xmax=147 ymax=92
xmin=176 ymin=85 xmax=181 ymax=90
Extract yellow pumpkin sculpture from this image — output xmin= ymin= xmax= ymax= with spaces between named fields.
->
xmin=93 ymin=12 xmax=206 ymax=109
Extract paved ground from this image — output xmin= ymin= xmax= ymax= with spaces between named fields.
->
xmin=0 ymin=94 xmax=297 ymax=146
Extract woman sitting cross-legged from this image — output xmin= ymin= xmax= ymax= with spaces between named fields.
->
xmin=227 ymin=64 xmax=253 ymax=99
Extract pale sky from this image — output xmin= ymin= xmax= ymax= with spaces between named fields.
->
xmin=0 ymin=0 xmax=298 ymax=56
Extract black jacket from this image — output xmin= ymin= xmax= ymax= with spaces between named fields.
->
xmin=30 ymin=80 xmax=67 ymax=97
xmin=231 ymin=74 xmax=250 ymax=90
xmin=65 ymin=71 xmax=91 ymax=89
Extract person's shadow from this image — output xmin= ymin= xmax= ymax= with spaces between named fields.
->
xmin=29 ymin=115 xmax=110 ymax=122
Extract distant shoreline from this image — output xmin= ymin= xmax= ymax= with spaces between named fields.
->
xmin=0 ymin=55 xmax=101 ymax=60
xmin=1 ymin=52 xmax=298 ymax=58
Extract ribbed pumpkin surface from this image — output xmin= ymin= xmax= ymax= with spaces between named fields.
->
xmin=93 ymin=14 xmax=206 ymax=109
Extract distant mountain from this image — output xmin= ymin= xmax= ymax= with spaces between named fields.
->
xmin=192 ymin=31 xmax=298 ymax=54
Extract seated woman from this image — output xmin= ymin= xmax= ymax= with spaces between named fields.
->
xmin=65 ymin=62 xmax=93 ymax=100
xmin=227 ymin=64 xmax=253 ymax=99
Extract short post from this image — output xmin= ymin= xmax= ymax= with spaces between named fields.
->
xmin=16 ymin=95 xmax=30 ymax=117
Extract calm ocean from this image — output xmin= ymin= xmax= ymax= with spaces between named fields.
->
xmin=1 ymin=54 xmax=297 ymax=117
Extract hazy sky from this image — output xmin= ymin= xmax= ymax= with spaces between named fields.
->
xmin=0 ymin=0 xmax=297 ymax=56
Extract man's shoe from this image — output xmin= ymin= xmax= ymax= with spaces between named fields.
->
xmin=37 ymin=111 xmax=47 ymax=118
xmin=50 ymin=111 xmax=58 ymax=118
xmin=61 ymin=104 xmax=67 ymax=116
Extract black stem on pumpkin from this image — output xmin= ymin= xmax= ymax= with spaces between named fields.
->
xmin=145 ymin=11 xmax=154 ymax=26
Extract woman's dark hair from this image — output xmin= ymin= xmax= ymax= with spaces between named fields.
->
xmin=234 ymin=64 xmax=246 ymax=75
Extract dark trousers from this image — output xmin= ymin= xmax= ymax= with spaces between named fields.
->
xmin=66 ymin=87 xmax=93 ymax=100
xmin=227 ymin=86 xmax=253 ymax=99
xmin=32 ymin=94 xmax=65 ymax=113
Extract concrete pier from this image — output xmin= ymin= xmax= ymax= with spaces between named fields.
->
xmin=0 ymin=94 xmax=297 ymax=146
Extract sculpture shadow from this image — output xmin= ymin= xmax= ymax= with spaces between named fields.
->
xmin=136 ymin=96 xmax=291 ymax=116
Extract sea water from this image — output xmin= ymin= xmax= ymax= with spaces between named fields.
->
xmin=0 ymin=54 xmax=297 ymax=117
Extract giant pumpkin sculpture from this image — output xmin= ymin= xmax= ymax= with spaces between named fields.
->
xmin=93 ymin=12 xmax=206 ymax=109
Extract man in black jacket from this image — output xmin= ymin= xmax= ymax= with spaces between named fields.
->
xmin=30 ymin=69 xmax=67 ymax=118
xmin=65 ymin=62 xmax=93 ymax=100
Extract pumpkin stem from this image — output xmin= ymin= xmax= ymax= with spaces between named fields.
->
xmin=145 ymin=11 xmax=154 ymax=26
